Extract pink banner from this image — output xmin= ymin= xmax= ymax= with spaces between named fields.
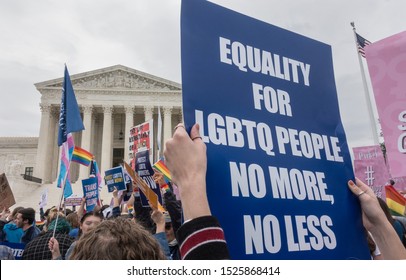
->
xmin=392 ymin=176 xmax=406 ymax=193
xmin=365 ymin=31 xmax=406 ymax=178
xmin=353 ymin=145 xmax=390 ymax=198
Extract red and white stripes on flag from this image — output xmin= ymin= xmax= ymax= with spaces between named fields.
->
xmin=356 ymin=32 xmax=371 ymax=58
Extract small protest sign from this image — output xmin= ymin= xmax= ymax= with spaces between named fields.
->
xmin=104 ymin=166 xmax=126 ymax=192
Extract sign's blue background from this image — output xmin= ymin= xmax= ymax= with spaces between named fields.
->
xmin=81 ymin=176 xmax=98 ymax=211
xmin=136 ymin=150 xmax=163 ymax=207
xmin=181 ymin=0 xmax=370 ymax=259
xmin=104 ymin=166 xmax=126 ymax=192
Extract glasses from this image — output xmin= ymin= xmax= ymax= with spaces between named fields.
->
xmin=165 ymin=223 xmax=172 ymax=230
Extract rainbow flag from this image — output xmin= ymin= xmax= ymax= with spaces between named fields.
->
xmin=72 ymin=146 xmax=93 ymax=166
xmin=35 ymin=220 xmax=45 ymax=226
xmin=153 ymin=158 xmax=172 ymax=182
xmin=385 ymin=185 xmax=406 ymax=216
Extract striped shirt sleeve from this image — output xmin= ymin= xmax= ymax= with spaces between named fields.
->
xmin=176 ymin=216 xmax=230 ymax=260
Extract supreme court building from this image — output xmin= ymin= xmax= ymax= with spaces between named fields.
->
xmin=0 ymin=65 xmax=182 ymax=208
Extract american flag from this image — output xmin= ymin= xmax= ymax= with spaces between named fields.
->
xmin=356 ymin=33 xmax=371 ymax=58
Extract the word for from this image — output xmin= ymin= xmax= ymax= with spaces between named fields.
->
xmin=252 ymin=83 xmax=292 ymax=117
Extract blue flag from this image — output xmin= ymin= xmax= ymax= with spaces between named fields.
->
xmin=56 ymin=65 xmax=84 ymax=198
xmin=58 ymin=65 xmax=84 ymax=146
xmin=90 ymin=159 xmax=102 ymax=191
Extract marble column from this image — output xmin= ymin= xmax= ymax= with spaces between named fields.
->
xmin=79 ymin=105 xmax=93 ymax=179
xmin=124 ymin=106 xmax=134 ymax=163
xmin=34 ymin=103 xmax=51 ymax=182
xmin=163 ymin=106 xmax=173 ymax=149
xmin=101 ymin=105 xmax=113 ymax=175
xmin=48 ymin=108 xmax=59 ymax=182
xmin=144 ymin=105 xmax=153 ymax=121
xmin=178 ymin=108 xmax=184 ymax=124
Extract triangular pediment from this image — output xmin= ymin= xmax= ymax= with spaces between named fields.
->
xmin=35 ymin=65 xmax=181 ymax=91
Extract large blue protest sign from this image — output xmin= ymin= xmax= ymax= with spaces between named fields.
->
xmin=135 ymin=150 xmax=163 ymax=207
xmin=104 ymin=166 xmax=126 ymax=192
xmin=82 ymin=177 xmax=99 ymax=211
xmin=0 ymin=242 xmax=25 ymax=260
xmin=181 ymin=0 xmax=369 ymax=259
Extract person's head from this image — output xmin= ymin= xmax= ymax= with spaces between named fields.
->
xmin=163 ymin=213 xmax=176 ymax=242
xmin=8 ymin=206 xmax=24 ymax=222
xmin=66 ymin=212 xmax=80 ymax=229
xmin=16 ymin=208 xmax=36 ymax=229
xmin=45 ymin=207 xmax=58 ymax=224
xmin=70 ymin=217 xmax=166 ymax=260
xmin=47 ymin=217 xmax=71 ymax=234
xmin=79 ymin=211 xmax=103 ymax=237
xmin=389 ymin=179 xmax=395 ymax=186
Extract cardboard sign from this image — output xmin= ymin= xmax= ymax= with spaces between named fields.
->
xmin=135 ymin=150 xmax=163 ymax=207
xmin=123 ymin=161 xmax=165 ymax=212
xmin=0 ymin=173 xmax=16 ymax=209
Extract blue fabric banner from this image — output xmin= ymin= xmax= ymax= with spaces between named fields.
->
xmin=181 ymin=0 xmax=370 ymax=259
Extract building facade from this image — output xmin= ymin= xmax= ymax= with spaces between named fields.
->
xmin=0 ymin=65 xmax=182 ymax=208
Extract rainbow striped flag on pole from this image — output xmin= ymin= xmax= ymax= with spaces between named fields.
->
xmin=153 ymin=158 xmax=172 ymax=182
xmin=72 ymin=146 xmax=93 ymax=166
xmin=385 ymin=185 xmax=406 ymax=216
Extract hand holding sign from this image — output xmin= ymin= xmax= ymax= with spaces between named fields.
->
xmin=164 ymin=123 xmax=211 ymax=221
xmin=347 ymin=178 xmax=406 ymax=259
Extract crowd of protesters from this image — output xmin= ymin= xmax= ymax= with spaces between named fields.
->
xmin=0 ymin=123 xmax=405 ymax=260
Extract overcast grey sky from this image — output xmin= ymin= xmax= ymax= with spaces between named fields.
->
xmin=1 ymin=0 xmax=405 ymax=150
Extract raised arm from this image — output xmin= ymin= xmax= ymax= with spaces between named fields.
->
xmin=348 ymin=178 xmax=406 ymax=259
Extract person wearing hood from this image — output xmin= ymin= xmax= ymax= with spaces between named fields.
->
xmin=1 ymin=206 xmax=24 ymax=243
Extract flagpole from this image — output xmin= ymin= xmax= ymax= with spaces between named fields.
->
xmin=350 ymin=22 xmax=380 ymax=145
xmin=53 ymin=154 xmax=71 ymax=239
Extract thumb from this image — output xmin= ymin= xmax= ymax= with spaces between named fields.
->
xmin=189 ymin=123 xmax=201 ymax=140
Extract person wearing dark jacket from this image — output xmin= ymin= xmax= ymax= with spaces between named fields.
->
xmin=15 ymin=208 xmax=40 ymax=244
xmin=153 ymin=172 xmax=182 ymax=259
